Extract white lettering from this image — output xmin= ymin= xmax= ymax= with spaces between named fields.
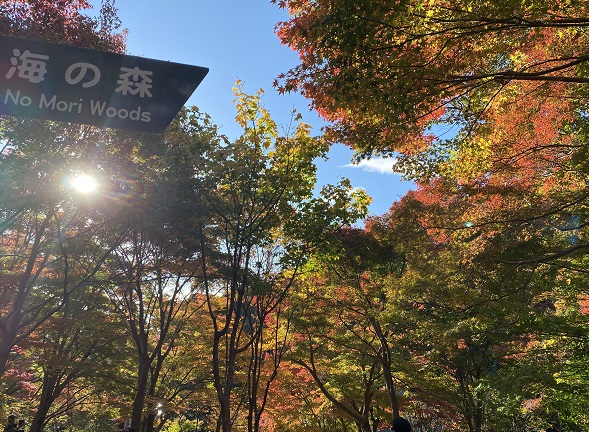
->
xmin=130 ymin=107 xmax=141 ymax=121
xmin=90 ymin=100 xmax=107 ymax=115
xmin=65 ymin=62 xmax=100 ymax=88
xmin=4 ymin=89 xmax=20 ymax=105
xmin=39 ymin=94 xmax=83 ymax=113
xmin=56 ymin=101 xmax=68 ymax=111
xmin=88 ymin=100 xmax=151 ymax=123
xmin=4 ymin=89 xmax=33 ymax=107
xmin=116 ymin=67 xmax=153 ymax=98
xmin=20 ymin=95 xmax=32 ymax=107
xmin=6 ymin=49 xmax=49 ymax=83
xmin=39 ymin=93 xmax=56 ymax=109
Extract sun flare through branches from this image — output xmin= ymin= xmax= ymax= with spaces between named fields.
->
xmin=70 ymin=174 xmax=98 ymax=194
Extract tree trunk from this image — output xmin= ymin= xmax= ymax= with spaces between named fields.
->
xmin=29 ymin=372 xmax=60 ymax=432
xmin=0 ymin=318 xmax=20 ymax=376
xmin=132 ymin=357 xmax=150 ymax=432
xmin=142 ymin=413 xmax=156 ymax=432
xmin=371 ymin=318 xmax=400 ymax=420
xmin=216 ymin=401 xmax=232 ymax=432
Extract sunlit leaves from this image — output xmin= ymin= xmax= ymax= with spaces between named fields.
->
xmin=0 ymin=0 xmax=126 ymax=52
xmin=273 ymin=0 xmax=589 ymax=168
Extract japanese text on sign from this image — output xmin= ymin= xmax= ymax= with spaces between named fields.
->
xmin=0 ymin=35 xmax=209 ymax=132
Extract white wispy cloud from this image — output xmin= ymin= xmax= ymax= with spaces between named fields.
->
xmin=344 ymin=157 xmax=398 ymax=174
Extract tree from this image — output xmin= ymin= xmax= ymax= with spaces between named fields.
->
xmin=280 ymin=226 xmax=419 ymax=432
xmin=273 ymin=5 xmax=589 ymax=429
xmin=99 ymin=129 xmax=214 ymax=432
xmin=26 ymin=283 xmax=125 ymax=432
xmin=273 ymin=0 xmax=589 ymax=267
xmin=273 ymin=0 xmax=589 ymax=160
xmin=105 ymin=217 xmax=204 ymax=432
xmin=364 ymin=185 xmax=589 ymax=431
xmin=243 ymin=283 xmax=293 ymax=432
xmin=0 ymin=123 xmax=128 ymax=377
xmin=264 ymin=360 xmax=346 ymax=432
xmin=154 ymin=294 xmax=218 ymax=432
xmin=1 ymin=0 xmax=126 ymax=378
xmin=0 ymin=0 xmax=125 ymax=52
xmin=168 ymin=84 xmax=369 ymax=432
xmin=285 ymin=277 xmax=388 ymax=432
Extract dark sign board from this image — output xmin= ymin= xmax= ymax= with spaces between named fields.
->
xmin=0 ymin=35 xmax=208 ymax=133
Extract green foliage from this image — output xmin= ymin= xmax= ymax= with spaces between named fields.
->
xmin=7 ymin=0 xmax=589 ymax=430
xmin=155 ymin=84 xmax=370 ymax=432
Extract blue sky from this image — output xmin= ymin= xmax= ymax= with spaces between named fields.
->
xmin=103 ymin=0 xmax=413 ymax=216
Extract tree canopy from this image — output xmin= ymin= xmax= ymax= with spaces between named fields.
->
xmin=273 ymin=0 xmax=589 ymax=163
xmin=3 ymin=1 xmax=589 ymax=431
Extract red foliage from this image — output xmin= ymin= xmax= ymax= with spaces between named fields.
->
xmin=0 ymin=0 xmax=126 ymax=52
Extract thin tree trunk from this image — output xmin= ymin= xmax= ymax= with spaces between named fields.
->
xmin=371 ymin=318 xmax=400 ymax=419
xmin=132 ymin=357 xmax=150 ymax=432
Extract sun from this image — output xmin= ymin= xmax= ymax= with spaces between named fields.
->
xmin=70 ymin=174 xmax=98 ymax=194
